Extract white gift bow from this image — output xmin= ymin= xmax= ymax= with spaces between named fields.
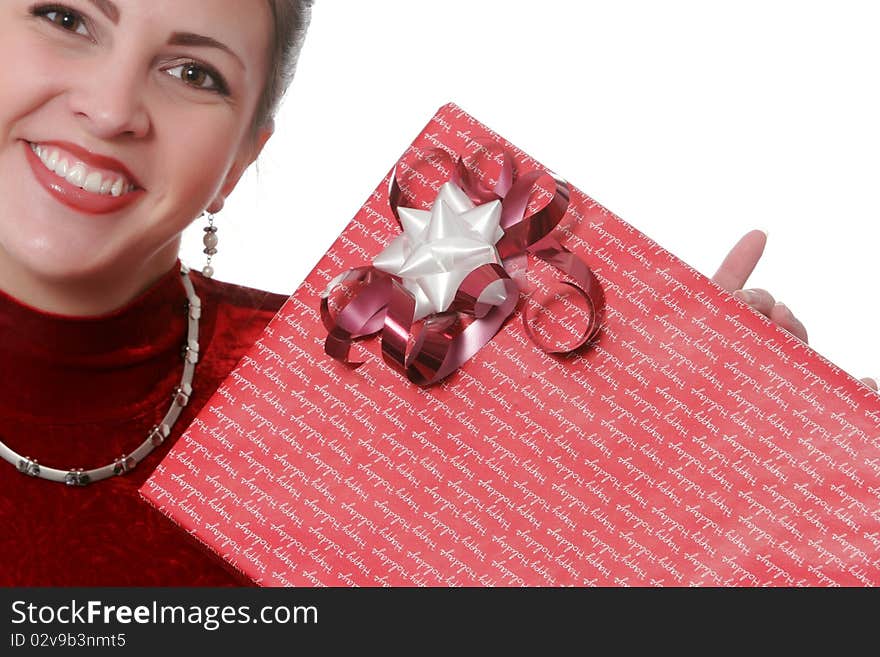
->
xmin=372 ymin=181 xmax=509 ymax=321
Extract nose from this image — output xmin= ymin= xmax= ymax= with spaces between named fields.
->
xmin=66 ymin=55 xmax=151 ymax=140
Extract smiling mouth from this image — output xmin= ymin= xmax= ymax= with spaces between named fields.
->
xmin=29 ymin=142 xmax=136 ymax=197
xmin=24 ymin=140 xmax=145 ymax=215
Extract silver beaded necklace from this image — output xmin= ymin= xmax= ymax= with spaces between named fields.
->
xmin=0 ymin=264 xmax=201 ymax=486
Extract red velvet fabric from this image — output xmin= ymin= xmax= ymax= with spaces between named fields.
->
xmin=0 ymin=262 xmax=288 ymax=586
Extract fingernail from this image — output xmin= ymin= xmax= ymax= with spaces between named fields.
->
xmin=865 ymin=377 xmax=878 ymax=389
xmin=734 ymin=289 xmax=757 ymax=304
xmin=775 ymin=301 xmax=793 ymax=318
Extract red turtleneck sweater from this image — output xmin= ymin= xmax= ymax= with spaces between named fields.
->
xmin=0 ymin=262 xmax=288 ymax=586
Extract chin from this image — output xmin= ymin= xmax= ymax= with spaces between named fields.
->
xmin=0 ymin=236 xmax=120 ymax=286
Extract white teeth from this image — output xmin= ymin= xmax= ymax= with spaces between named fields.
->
xmin=83 ymin=171 xmax=103 ymax=194
xmin=30 ymin=143 xmax=133 ymax=196
xmin=65 ymin=163 xmax=86 ymax=187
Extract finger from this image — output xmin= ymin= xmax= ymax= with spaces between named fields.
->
xmin=733 ymin=287 xmax=776 ymax=317
xmin=769 ymin=302 xmax=809 ymax=343
xmin=712 ymin=229 xmax=767 ymax=292
xmin=861 ymin=377 xmax=878 ymax=391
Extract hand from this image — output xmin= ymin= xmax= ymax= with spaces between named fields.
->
xmin=711 ymin=230 xmax=808 ymax=340
xmin=711 ymin=230 xmax=877 ymax=392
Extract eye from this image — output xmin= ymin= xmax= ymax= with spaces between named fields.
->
xmin=165 ymin=62 xmax=229 ymax=95
xmin=33 ymin=5 xmax=90 ymax=37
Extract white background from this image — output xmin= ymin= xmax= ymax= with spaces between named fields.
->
xmin=181 ymin=0 xmax=880 ymax=383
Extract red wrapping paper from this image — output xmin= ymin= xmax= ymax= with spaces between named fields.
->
xmin=141 ymin=103 xmax=880 ymax=586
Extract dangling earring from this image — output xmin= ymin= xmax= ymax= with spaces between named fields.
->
xmin=202 ymin=213 xmax=219 ymax=278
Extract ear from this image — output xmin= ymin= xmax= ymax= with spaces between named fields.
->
xmin=206 ymin=120 xmax=275 ymax=214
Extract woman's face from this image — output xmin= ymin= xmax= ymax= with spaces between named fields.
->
xmin=0 ymin=0 xmax=272 ymax=304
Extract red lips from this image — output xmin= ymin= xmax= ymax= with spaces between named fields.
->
xmin=24 ymin=140 xmax=145 ymax=215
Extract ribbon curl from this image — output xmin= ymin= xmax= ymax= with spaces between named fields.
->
xmin=320 ymin=142 xmax=605 ymax=386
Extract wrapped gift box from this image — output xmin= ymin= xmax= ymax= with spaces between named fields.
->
xmin=141 ymin=103 xmax=880 ymax=586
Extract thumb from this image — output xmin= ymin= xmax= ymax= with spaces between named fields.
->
xmin=711 ymin=229 xmax=767 ymax=292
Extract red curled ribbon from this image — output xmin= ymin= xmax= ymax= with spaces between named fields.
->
xmin=320 ymin=142 xmax=605 ymax=386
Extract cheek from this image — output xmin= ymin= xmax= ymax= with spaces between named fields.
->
xmin=0 ymin=33 xmax=64 ymax=129
xmin=149 ymin=106 xmax=246 ymax=207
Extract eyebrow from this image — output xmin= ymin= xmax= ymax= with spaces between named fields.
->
xmin=167 ymin=32 xmax=245 ymax=69
xmin=84 ymin=0 xmax=243 ymax=70
xmin=87 ymin=0 xmax=119 ymax=23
